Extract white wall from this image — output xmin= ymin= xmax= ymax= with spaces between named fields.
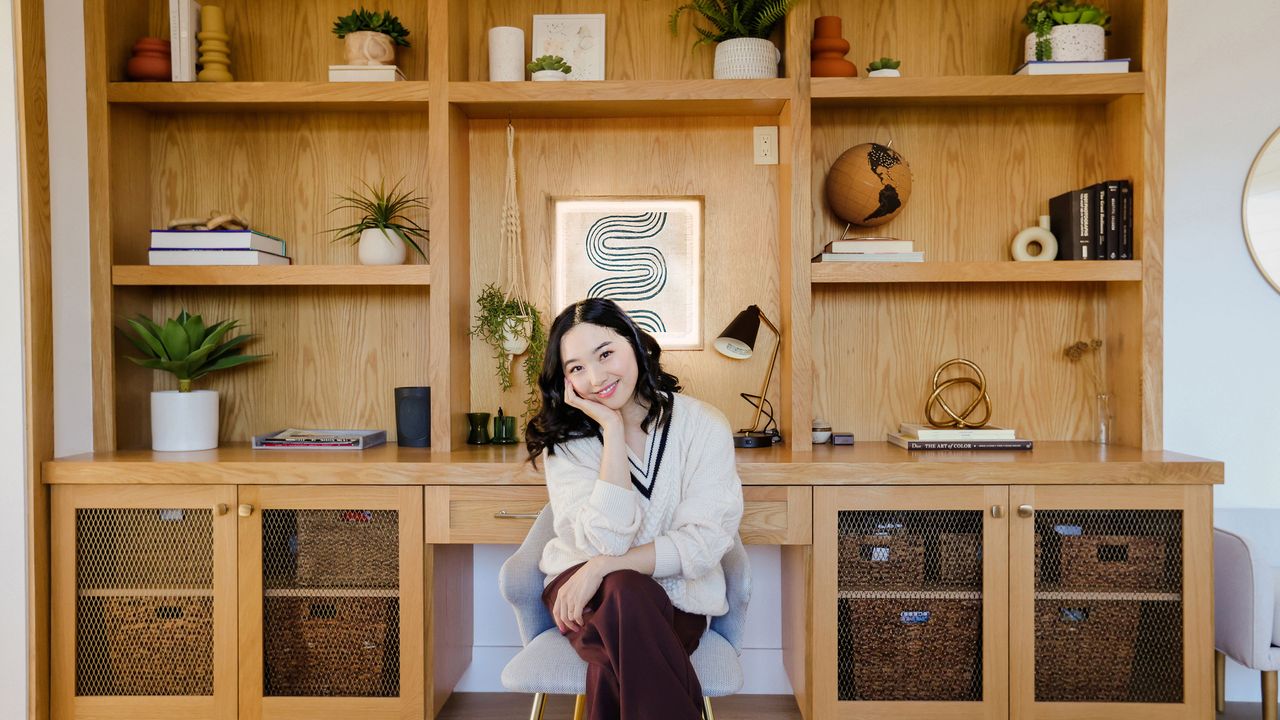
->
xmin=1165 ymin=0 xmax=1280 ymax=702
xmin=1 ymin=0 xmax=32 ymax=713
xmin=34 ymin=0 xmax=1280 ymax=702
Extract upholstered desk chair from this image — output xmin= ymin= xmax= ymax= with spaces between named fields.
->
xmin=1214 ymin=512 xmax=1280 ymax=719
xmin=499 ymin=505 xmax=751 ymax=720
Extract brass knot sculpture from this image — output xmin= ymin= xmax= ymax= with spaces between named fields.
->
xmin=924 ymin=358 xmax=992 ymax=429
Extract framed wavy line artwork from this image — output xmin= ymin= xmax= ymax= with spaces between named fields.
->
xmin=552 ymin=196 xmax=704 ymax=350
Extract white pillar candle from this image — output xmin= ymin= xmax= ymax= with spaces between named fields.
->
xmin=488 ymin=26 xmax=526 ymax=82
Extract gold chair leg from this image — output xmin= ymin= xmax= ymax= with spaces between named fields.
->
xmin=529 ymin=692 xmax=547 ymax=720
xmin=572 ymin=693 xmax=587 ymax=720
xmin=1264 ymin=671 xmax=1277 ymax=720
xmin=1216 ymin=650 xmax=1226 ymax=714
xmin=702 ymin=696 xmax=714 ymax=720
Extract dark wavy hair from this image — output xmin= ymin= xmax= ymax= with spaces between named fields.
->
xmin=524 ymin=298 xmax=681 ymax=467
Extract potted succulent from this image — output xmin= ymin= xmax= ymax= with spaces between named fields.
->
xmin=866 ymin=57 xmax=902 ymax=77
xmin=1023 ymin=1 xmax=1111 ymax=62
xmin=470 ymin=283 xmax=547 ymax=419
xmin=669 ymin=0 xmax=798 ymax=79
xmin=528 ymin=55 xmax=572 ymax=81
xmin=332 ymin=7 xmax=410 ymax=66
xmin=327 ymin=178 xmax=428 ymax=265
xmin=122 ymin=310 xmax=265 ymax=451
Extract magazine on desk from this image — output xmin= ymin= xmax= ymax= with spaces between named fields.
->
xmin=252 ymin=428 xmax=387 ymax=450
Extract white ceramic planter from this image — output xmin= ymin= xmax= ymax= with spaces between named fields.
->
xmin=488 ymin=26 xmax=525 ymax=81
xmin=344 ymin=30 xmax=396 ymax=66
xmin=358 ymin=227 xmax=406 ymax=265
xmin=714 ymin=38 xmax=781 ymax=79
xmin=1024 ymin=24 xmax=1105 ymax=62
xmin=867 ymin=68 xmax=901 ymax=77
xmin=501 ymin=315 xmax=531 ymax=355
xmin=151 ymin=390 xmax=219 ymax=451
xmin=531 ymin=70 xmax=568 ymax=81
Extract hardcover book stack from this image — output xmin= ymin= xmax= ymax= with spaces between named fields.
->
xmin=1048 ymin=180 xmax=1133 ymax=261
xmin=812 ymin=237 xmax=923 ymax=263
xmin=888 ymin=422 xmax=1033 ymax=451
xmin=149 ymin=229 xmax=292 ymax=266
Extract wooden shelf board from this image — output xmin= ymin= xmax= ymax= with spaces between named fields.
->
xmin=811 ymin=73 xmax=1145 ymax=106
xmin=263 ymin=588 xmax=398 ymax=598
xmin=810 ymin=260 xmax=1142 ymax=284
xmin=107 ymin=81 xmax=431 ymax=112
xmin=44 ymin=442 xmax=1223 ymax=486
xmin=1035 ymin=591 xmax=1182 ymax=602
xmin=837 ymin=590 xmax=982 ymax=600
xmin=449 ymin=79 xmax=791 ymax=119
xmin=112 ymin=264 xmax=431 ymax=287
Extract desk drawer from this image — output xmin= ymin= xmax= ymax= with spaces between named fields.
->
xmin=425 ymin=486 xmax=811 ymax=545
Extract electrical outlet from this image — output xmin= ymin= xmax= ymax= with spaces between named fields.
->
xmin=754 ymin=126 xmax=778 ymax=165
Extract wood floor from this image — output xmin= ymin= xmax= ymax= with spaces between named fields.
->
xmin=438 ymin=694 xmax=1272 ymax=719
xmin=437 ymin=693 xmax=802 ymax=719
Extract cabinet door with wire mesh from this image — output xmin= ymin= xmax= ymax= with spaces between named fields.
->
xmin=238 ymin=486 xmax=424 ymax=719
xmin=51 ymin=485 xmax=238 ymax=720
xmin=1010 ymin=485 xmax=1213 ymax=720
xmin=813 ymin=486 xmax=1009 ymax=720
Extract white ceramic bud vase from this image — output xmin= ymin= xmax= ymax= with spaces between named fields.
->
xmin=502 ymin=316 xmax=531 ymax=355
xmin=1024 ymin=24 xmax=1105 ymax=62
xmin=151 ymin=390 xmax=219 ymax=451
xmin=713 ymin=38 xmax=781 ymax=79
xmin=488 ymin=26 xmax=525 ymax=81
xmin=358 ymin=227 xmax=406 ymax=265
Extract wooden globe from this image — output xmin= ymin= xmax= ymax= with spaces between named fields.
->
xmin=825 ymin=142 xmax=913 ymax=227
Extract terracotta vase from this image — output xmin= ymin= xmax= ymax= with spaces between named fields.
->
xmin=126 ymin=37 xmax=172 ymax=81
xmin=811 ymin=16 xmax=856 ymax=77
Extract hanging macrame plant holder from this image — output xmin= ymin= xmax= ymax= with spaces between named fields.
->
xmin=499 ymin=122 xmax=532 ymax=360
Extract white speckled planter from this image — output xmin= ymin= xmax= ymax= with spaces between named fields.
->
xmin=714 ymin=38 xmax=781 ymax=79
xmin=867 ymin=68 xmax=900 ymax=77
xmin=1024 ymin=24 xmax=1106 ymax=62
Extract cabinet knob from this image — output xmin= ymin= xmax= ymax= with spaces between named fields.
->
xmin=990 ymin=505 xmax=1003 ymax=519
xmin=215 ymin=503 xmax=229 ymax=516
xmin=1017 ymin=504 xmax=1034 ymax=518
xmin=238 ymin=504 xmax=254 ymax=518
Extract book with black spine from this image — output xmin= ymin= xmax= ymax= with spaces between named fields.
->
xmin=1049 ymin=187 xmax=1090 ymax=261
xmin=1119 ymin=180 xmax=1133 ymax=259
xmin=1094 ymin=182 xmax=1107 ymax=261
xmin=887 ymin=432 xmax=1033 ymax=451
xmin=1105 ymin=181 xmax=1121 ymax=260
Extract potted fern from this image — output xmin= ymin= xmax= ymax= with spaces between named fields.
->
xmin=1022 ymin=1 xmax=1110 ymax=62
xmin=332 ymin=7 xmax=410 ymax=66
xmin=470 ymin=284 xmax=547 ymax=419
xmin=669 ymin=0 xmax=797 ymax=79
xmin=327 ymin=178 xmax=428 ymax=265
xmin=528 ymin=55 xmax=572 ymax=81
xmin=122 ymin=311 xmax=265 ymax=451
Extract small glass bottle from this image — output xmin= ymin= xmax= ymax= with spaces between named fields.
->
xmin=1095 ymin=393 xmax=1113 ymax=445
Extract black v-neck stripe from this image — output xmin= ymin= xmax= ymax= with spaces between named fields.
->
xmin=630 ymin=399 xmax=672 ymax=499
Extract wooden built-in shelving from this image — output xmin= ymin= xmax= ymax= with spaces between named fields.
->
xmin=449 ymin=79 xmax=792 ymax=119
xmin=810 ymin=260 xmax=1143 ymax=284
xmin=112 ymin=265 xmax=431 ymax=287
xmin=811 ymin=73 xmax=1145 ymax=106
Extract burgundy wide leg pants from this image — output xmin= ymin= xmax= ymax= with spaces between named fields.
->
xmin=542 ymin=562 xmax=707 ymax=720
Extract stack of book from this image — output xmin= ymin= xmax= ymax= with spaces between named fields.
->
xmin=168 ymin=0 xmax=201 ymax=82
xmin=149 ymin=229 xmax=291 ymax=266
xmin=1014 ymin=58 xmax=1130 ymax=76
xmin=1048 ymin=180 xmax=1133 ymax=261
xmin=888 ymin=422 xmax=1033 ymax=451
xmin=812 ymin=237 xmax=923 ymax=263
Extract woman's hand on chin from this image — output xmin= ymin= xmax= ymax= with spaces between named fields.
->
xmin=562 ymin=377 xmax=623 ymax=432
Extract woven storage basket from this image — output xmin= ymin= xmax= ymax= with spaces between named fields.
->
xmin=1035 ymin=600 xmax=1140 ymax=701
xmin=1058 ymin=535 xmax=1168 ymax=591
xmin=839 ymin=534 xmax=926 ymax=591
xmin=264 ymin=596 xmax=397 ymax=697
xmin=938 ymin=533 xmax=983 ymax=588
xmin=98 ymin=596 xmax=214 ymax=695
xmin=839 ymin=598 xmax=982 ymax=701
xmin=295 ymin=510 xmax=398 ymax=587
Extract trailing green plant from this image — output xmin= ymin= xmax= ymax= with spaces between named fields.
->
xmin=866 ymin=57 xmax=901 ymax=72
xmin=527 ymin=55 xmax=572 ymax=74
xmin=332 ymin=7 xmax=411 ymax=47
xmin=326 ymin=178 xmax=428 ymax=258
xmin=1023 ymin=1 xmax=1111 ymax=61
xmin=668 ymin=0 xmax=798 ymax=47
xmin=121 ymin=310 xmax=265 ymax=392
xmin=470 ymin=283 xmax=547 ymax=419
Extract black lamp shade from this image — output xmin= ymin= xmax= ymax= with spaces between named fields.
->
xmin=714 ymin=305 xmax=762 ymax=359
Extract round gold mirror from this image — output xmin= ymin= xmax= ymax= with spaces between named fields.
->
xmin=1244 ymin=126 xmax=1280 ymax=293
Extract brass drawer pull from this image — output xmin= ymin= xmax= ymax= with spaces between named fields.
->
xmin=493 ymin=510 xmax=540 ymax=520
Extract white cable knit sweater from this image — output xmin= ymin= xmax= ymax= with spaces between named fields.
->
xmin=539 ymin=392 xmax=744 ymax=616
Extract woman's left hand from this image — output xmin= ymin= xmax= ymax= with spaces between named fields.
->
xmin=553 ymin=558 xmax=609 ymax=633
